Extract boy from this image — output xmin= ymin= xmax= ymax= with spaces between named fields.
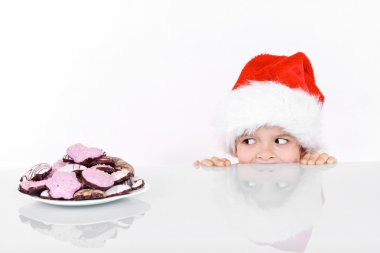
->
xmin=194 ymin=52 xmax=337 ymax=167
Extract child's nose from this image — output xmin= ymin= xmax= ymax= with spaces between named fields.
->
xmin=256 ymin=147 xmax=276 ymax=161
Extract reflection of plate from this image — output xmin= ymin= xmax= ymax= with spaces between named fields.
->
xmin=19 ymin=198 xmax=151 ymax=225
xmin=19 ymin=198 xmax=150 ymax=248
xmin=20 ymin=183 xmax=150 ymax=207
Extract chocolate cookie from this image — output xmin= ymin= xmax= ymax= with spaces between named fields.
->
xmin=62 ymin=153 xmax=74 ymax=163
xmin=111 ymin=157 xmax=134 ymax=177
xmin=87 ymin=156 xmax=116 ymax=167
xmin=129 ymin=177 xmax=145 ymax=191
xmin=111 ymin=169 xmax=132 ymax=184
xmin=91 ymin=164 xmax=118 ymax=174
xmin=20 ymin=163 xmax=51 ymax=182
xmin=105 ymin=184 xmax=131 ymax=197
xmin=73 ymin=189 xmax=106 ymax=200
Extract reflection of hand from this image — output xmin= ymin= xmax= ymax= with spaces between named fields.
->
xmin=300 ymin=152 xmax=337 ymax=165
xmin=193 ymin=157 xmax=231 ymax=168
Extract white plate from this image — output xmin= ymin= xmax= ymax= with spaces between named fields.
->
xmin=20 ymin=183 xmax=150 ymax=206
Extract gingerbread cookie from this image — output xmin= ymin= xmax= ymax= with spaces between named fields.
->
xmin=73 ymin=189 xmax=106 ymax=200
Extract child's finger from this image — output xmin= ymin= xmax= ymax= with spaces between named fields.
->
xmin=307 ymin=153 xmax=320 ymax=165
xmin=327 ymin=156 xmax=337 ymax=164
xmin=193 ymin=160 xmax=201 ymax=168
xmin=316 ymin=153 xmax=329 ymax=165
xmin=300 ymin=153 xmax=311 ymax=164
xmin=211 ymin=157 xmax=226 ymax=167
xmin=222 ymin=158 xmax=231 ymax=166
xmin=201 ymin=159 xmax=214 ymax=167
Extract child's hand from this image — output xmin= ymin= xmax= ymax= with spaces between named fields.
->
xmin=300 ymin=152 xmax=337 ymax=165
xmin=193 ymin=157 xmax=232 ymax=168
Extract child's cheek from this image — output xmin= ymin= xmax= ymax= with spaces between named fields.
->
xmin=278 ymin=146 xmax=301 ymax=163
xmin=236 ymin=146 xmax=255 ymax=164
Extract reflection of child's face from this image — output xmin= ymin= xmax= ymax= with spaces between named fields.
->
xmin=235 ymin=126 xmax=302 ymax=164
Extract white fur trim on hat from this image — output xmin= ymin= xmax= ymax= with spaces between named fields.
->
xmin=215 ymin=81 xmax=323 ymax=155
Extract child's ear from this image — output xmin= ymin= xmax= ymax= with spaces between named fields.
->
xmin=232 ymin=141 xmax=238 ymax=157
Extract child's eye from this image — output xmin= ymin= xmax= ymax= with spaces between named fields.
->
xmin=275 ymin=138 xmax=288 ymax=144
xmin=243 ymin=138 xmax=255 ymax=145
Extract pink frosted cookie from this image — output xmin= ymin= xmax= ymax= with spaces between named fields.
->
xmin=66 ymin=143 xmax=105 ymax=163
xmin=20 ymin=163 xmax=51 ymax=182
xmin=19 ymin=179 xmax=49 ymax=195
xmin=47 ymin=160 xmax=68 ymax=178
xmin=81 ymin=168 xmax=114 ymax=190
xmin=46 ymin=171 xmax=82 ymax=200
xmin=105 ymin=184 xmax=131 ymax=197
xmin=51 ymin=160 xmax=68 ymax=171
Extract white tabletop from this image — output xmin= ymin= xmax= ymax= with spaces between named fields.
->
xmin=2 ymin=162 xmax=380 ymax=252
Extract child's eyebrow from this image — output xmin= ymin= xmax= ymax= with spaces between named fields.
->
xmin=274 ymin=133 xmax=295 ymax=138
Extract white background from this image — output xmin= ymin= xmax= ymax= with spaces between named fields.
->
xmin=1 ymin=0 xmax=379 ymax=167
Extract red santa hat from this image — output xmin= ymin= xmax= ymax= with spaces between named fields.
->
xmin=216 ymin=52 xmax=324 ymax=155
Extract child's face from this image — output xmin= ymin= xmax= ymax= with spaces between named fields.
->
xmin=235 ymin=126 xmax=303 ymax=164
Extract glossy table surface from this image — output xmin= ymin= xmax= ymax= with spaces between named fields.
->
xmin=2 ymin=162 xmax=380 ymax=252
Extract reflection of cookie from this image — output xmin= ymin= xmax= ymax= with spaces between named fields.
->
xmin=19 ymin=179 xmax=49 ymax=196
xmin=105 ymin=184 xmax=131 ymax=197
xmin=20 ymin=163 xmax=51 ymax=182
xmin=111 ymin=169 xmax=131 ymax=184
xmin=73 ymin=189 xmax=106 ymax=200
xmin=46 ymin=172 xmax=82 ymax=200
xmin=82 ymin=168 xmax=114 ymax=191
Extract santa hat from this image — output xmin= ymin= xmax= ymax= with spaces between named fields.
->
xmin=216 ymin=52 xmax=324 ymax=155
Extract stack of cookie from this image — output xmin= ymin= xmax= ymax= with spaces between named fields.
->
xmin=19 ymin=143 xmax=145 ymax=200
